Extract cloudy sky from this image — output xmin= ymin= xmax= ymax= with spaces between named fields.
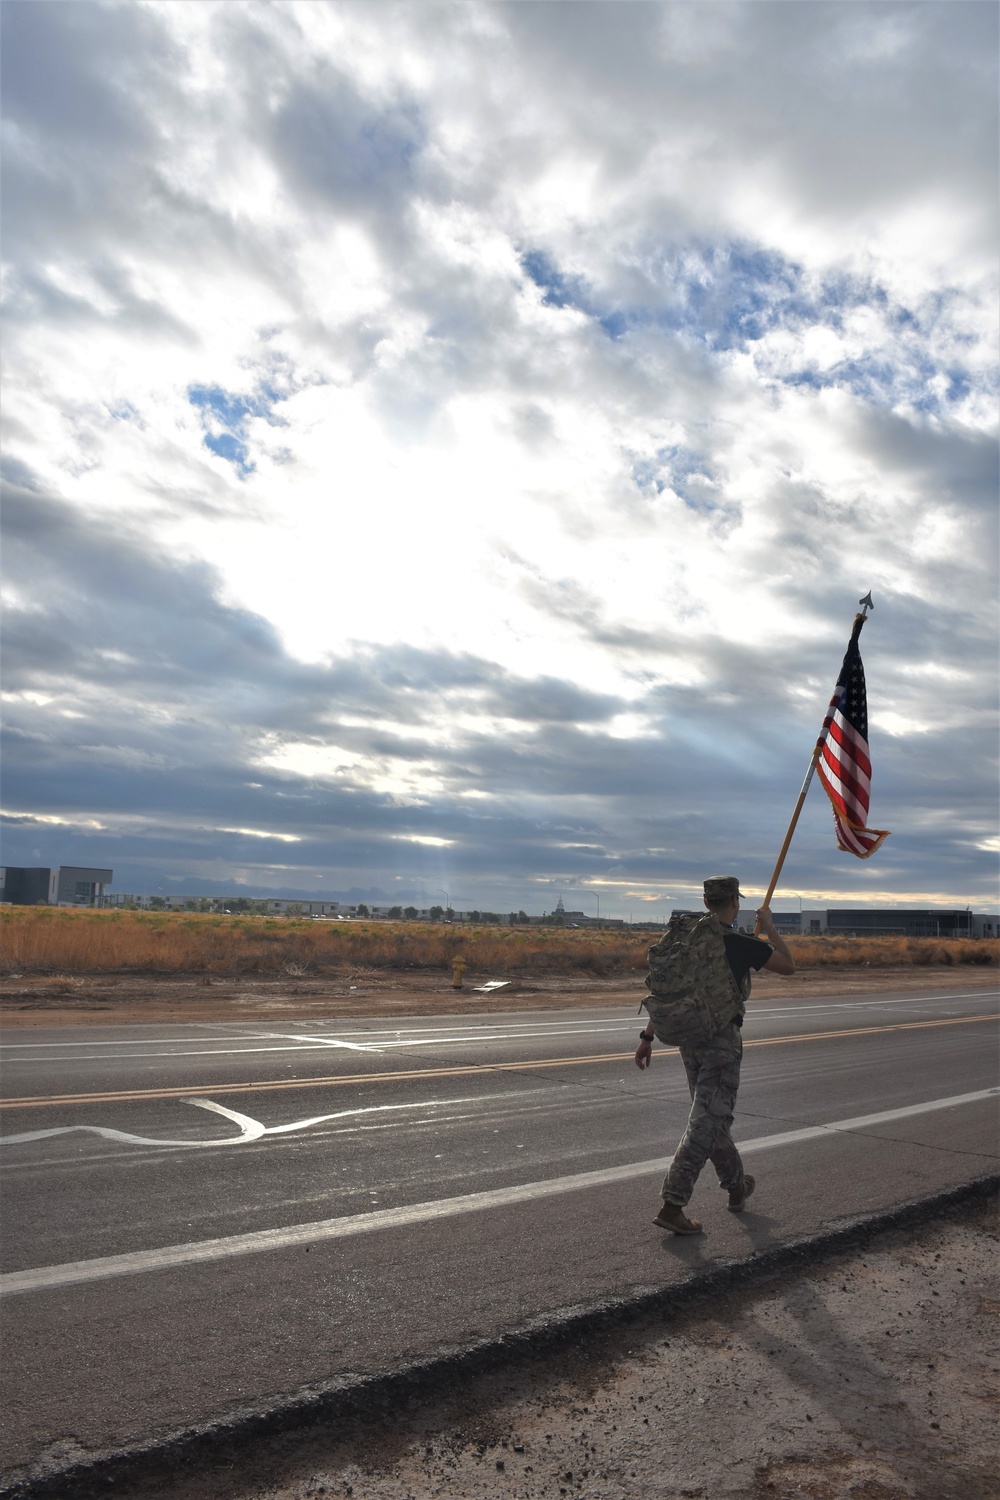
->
xmin=2 ymin=1 xmax=997 ymax=914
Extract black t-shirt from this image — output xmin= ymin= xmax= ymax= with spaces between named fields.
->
xmin=723 ymin=930 xmax=773 ymax=1014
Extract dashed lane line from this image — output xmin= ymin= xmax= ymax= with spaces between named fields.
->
xmin=2 ymin=1088 xmax=996 ymax=1297
xmin=1 ymin=1013 xmax=996 ymax=1110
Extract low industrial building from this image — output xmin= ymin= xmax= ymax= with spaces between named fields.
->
xmin=728 ymin=907 xmax=984 ymax=939
xmin=102 ymin=894 xmax=344 ymax=915
xmin=0 ymin=866 xmax=113 ymax=906
xmin=262 ymin=899 xmax=341 ymax=916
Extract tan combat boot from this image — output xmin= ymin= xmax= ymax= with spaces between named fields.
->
xmin=653 ymin=1201 xmax=703 ymax=1235
xmin=727 ymin=1174 xmax=756 ymax=1212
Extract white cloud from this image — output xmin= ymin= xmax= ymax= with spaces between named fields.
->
xmin=217 ymin=826 xmax=302 ymax=843
xmin=1 ymin=0 xmax=996 ymax=909
xmin=393 ymin=834 xmax=455 ymax=849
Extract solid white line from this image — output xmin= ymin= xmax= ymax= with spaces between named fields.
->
xmin=2 ymin=1087 xmax=996 ymax=1297
xmin=738 ymin=1088 xmax=1000 ymax=1150
xmin=0 ymin=1027 xmax=632 ymax=1056
xmin=0 ymin=1035 xmax=282 ymax=1049
xmin=0 ymin=1044 xmax=378 ymax=1063
xmin=751 ymin=992 xmax=998 ymax=1015
xmin=4 ymin=994 xmax=995 ymax=1051
xmin=0 ymin=1020 xmax=637 ymax=1048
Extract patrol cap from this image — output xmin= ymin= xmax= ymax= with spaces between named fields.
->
xmin=703 ymin=875 xmax=743 ymax=902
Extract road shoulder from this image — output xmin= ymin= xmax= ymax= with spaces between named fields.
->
xmin=3 ymin=1178 xmax=996 ymax=1500
xmin=0 ymin=965 xmax=995 ymax=1029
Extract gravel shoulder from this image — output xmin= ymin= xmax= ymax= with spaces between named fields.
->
xmin=38 ymin=1195 xmax=996 ymax=1500
xmin=0 ymin=964 xmax=993 ymax=1028
xmin=263 ymin=1202 xmax=1000 ymax=1500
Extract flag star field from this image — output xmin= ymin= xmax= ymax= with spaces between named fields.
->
xmin=1 ymin=1 xmax=996 ymax=912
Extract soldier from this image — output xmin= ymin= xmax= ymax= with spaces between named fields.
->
xmin=635 ymin=876 xmax=795 ymax=1234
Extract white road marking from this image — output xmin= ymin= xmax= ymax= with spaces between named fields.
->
xmin=0 ymin=1097 xmax=266 ymax=1148
xmin=0 ymin=1094 xmax=497 ymax=1149
xmin=3 ymin=993 xmax=995 ymax=1060
xmin=0 ymin=1022 xmax=628 ymax=1047
xmin=6 ymin=998 xmax=996 ymax=1064
xmin=266 ymin=1032 xmax=374 ymax=1050
xmin=0 ymin=1026 xmax=634 ymax=1057
xmin=269 ymin=994 xmax=999 ymax=1036
xmin=751 ymin=992 xmax=998 ymax=1015
xmin=2 ymin=1087 xmax=996 ymax=1296
xmin=0 ymin=1034 xmax=288 ymax=1049
xmin=0 ymin=1042 xmax=383 ymax=1062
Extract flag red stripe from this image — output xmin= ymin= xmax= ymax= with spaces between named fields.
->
xmin=818 ymin=766 xmax=851 ymax=821
xmin=811 ymin=616 xmax=889 ymax=861
xmin=826 ymin=713 xmax=872 ymax=781
xmin=818 ymin=748 xmax=869 ymax=819
xmin=819 ymin=746 xmax=869 ymax=811
xmin=819 ymin=743 xmax=870 ymax=819
xmin=830 ymin=809 xmax=889 ymax=859
xmin=835 ymin=816 xmax=869 ymax=854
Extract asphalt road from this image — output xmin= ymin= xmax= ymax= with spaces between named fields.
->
xmin=1 ymin=984 xmax=997 ymax=1482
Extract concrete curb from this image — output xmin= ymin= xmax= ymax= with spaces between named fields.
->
xmin=3 ymin=1173 xmax=997 ymax=1500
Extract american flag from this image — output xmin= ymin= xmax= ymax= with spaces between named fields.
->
xmin=815 ymin=616 xmax=890 ymax=859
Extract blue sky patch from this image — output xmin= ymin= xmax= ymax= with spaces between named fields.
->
xmin=520 ymin=249 xmax=594 ymax=313
xmin=521 ymin=239 xmax=984 ymax=417
xmin=632 ymin=444 xmax=724 ymax=515
xmin=188 ymin=383 xmax=284 ymax=476
xmin=203 ymin=431 xmax=250 ymax=469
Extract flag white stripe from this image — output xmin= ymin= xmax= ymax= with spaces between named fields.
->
xmin=819 ymin=761 xmax=867 ymax=823
xmin=835 ymin=818 xmax=868 ymax=854
xmin=830 ymin=705 xmax=870 ymax=759
xmin=833 ymin=812 xmax=884 ymax=855
xmin=829 ymin=710 xmax=872 ymax=788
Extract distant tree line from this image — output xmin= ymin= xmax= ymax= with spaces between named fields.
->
xmin=115 ymin=899 xmax=536 ymax=924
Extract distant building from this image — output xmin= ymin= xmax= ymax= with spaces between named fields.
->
xmin=263 ymin=899 xmax=340 ymax=916
xmin=549 ymin=897 xmax=617 ymax=927
xmin=0 ymin=868 xmax=51 ymax=905
xmin=0 ymin=866 xmax=112 ymax=906
xmin=731 ymin=909 xmax=827 ymax=935
xmin=103 ymin=894 xmax=343 ymax=915
xmin=824 ymin=909 xmax=974 ymax=938
xmin=726 ymin=907 xmax=985 ymax=939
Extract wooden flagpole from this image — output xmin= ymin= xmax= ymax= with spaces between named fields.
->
xmin=753 ymin=593 xmax=874 ymax=935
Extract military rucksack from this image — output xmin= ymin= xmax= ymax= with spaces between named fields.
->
xmin=640 ymin=911 xmax=743 ymax=1047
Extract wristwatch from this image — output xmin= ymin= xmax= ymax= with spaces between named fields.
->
xmin=639 ymin=1030 xmax=654 ymax=1043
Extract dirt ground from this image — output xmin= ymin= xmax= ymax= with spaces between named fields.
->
xmin=0 ymin=964 xmax=993 ymax=1029
xmin=106 ymin=1198 xmax=999 ymax=1500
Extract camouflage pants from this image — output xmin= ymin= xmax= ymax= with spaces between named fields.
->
xmin=661 ymin=1022 xmax=745 ymax=1206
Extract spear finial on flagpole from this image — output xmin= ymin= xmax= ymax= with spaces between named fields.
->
xmin=859 ymin=591 xmax=874 ymax=617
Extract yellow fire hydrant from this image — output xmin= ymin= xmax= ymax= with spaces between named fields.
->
xmin=452 ymin=956 xmax=466 ymax=989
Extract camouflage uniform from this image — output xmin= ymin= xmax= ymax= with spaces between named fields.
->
xmin=661 ymin=1020 xmax=745 ymax=1205
xmin=658 ymin=873 xmax=770 ymax=1209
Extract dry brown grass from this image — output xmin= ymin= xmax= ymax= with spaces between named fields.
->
xmin=0 ymin=908 xmax=642 ymax=976
xmin=0 ymin=907 xmax=995 ymax=976
xmin=790 ymin=933 xmax=997 ymax=968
